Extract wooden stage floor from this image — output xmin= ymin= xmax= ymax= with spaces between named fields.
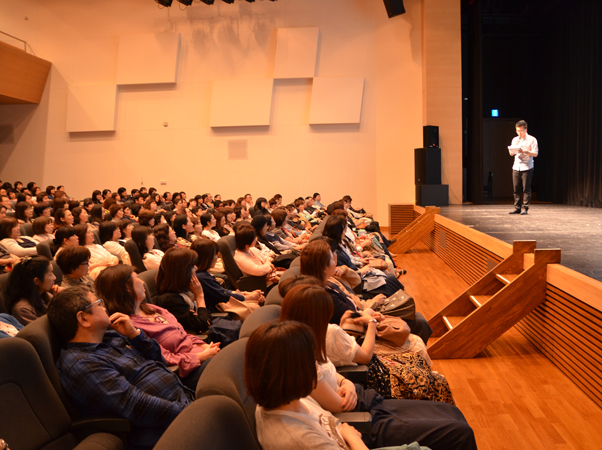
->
xmin=395 ymin=242 xmax=602 ymax=450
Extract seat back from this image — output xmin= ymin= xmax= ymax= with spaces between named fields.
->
xmin=0 ymin=338 xmax=76 ymax=450
xmin=124 ymin=239 xmax=146 ymax=273
xmin=239 ymin=304 xmax=281 ymax=339
xmin=138 ymin=268 xmax=158 ymax=302
xmin=20 ymin=222 xmax=34 ymax=237
xmin=217 ymin=236 xmax=243 ymax=287
xmin=36 ymin=239 xmax=54 ymax=260
xmin=51 ymin=260 xmax=63 ymax=285
xmin=16 ymin=316 xmax=80 ymax=418
xmin=264 ymin=284 xmax=283 ymax=306
xmin=154 ymin=395 xmax=260 ymax=450
xmin=0 ymin=272 xmax=10 ymax=314
xmin=196 ymin=337 xmax=258 ymax=435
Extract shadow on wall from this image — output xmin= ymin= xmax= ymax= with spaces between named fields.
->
xmin=0 ymin=103 xmax=38 ymax=172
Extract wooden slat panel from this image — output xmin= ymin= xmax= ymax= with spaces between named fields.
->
xmin=516 ymin=284 xmax=602 ymax=409
xmin=388 ymin=204 xmax=415 ymax=234
xmin=421 ymin=221 xmax=504 ymax=285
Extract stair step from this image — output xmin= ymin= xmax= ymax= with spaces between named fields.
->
xmin=469 ymin=295 xmax=491 ymax=308
xmin=495 ymin=273 xmax=521 ymax=285
xmin=442 ymin=315 xmax=466 ymax=331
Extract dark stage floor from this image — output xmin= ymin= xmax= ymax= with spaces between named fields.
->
xmin=438 ymin=204 xmax=602 ymax=282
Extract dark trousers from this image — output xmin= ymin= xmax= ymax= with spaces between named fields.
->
xmin=512 ymin=168 xmax=534 ymax=209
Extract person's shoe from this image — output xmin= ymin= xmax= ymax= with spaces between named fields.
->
xmin=521 ymin=207 xmax=529 ymax=215
xmin=509 ymin=209 xmax=521 ymax=214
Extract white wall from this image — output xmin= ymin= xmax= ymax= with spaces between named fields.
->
xmin=0 ymin=0 xmax=459 ymax=224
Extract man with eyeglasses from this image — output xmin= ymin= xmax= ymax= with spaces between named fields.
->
xmin=47 ymin=286 xmax=193 ymax=450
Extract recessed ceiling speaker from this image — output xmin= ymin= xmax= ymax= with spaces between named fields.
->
xmin=383 ymin=0 xmax=405 ymax=18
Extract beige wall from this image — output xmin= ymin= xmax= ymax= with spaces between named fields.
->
xmin=422 ymin=0 xmax=463 ymax=203
xmin=0 ymin=0 xmax=462 ymax=224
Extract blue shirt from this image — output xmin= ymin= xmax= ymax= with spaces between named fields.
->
xmin=0 ymin=313 xmax=23 ymax=338
xmin=57 ymin=330 xmax=193 ymax=449
xmin=197 ymin=271 xmax=244 ymax=312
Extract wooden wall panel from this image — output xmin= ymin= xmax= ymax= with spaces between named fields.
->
xmin=404 ymin=205 xmax=602 ymax=409
xmin=0 ymin=41 xmax=51 ymax=104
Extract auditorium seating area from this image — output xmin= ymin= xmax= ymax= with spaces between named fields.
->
xmin=1 ymin=183 xmax=601 ymax=450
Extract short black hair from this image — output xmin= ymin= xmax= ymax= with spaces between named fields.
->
xmin=234 ymin=224 xmax=256 ymax=251
xmin=47 ymin=286 xmax=94 ymax=343
xmin=516 ymin=120 xmax=528 ymax=129
xmin=56 ymin=245 xmax=91 ymax=275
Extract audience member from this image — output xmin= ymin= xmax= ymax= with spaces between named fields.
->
xmin=47 ymin=286 xmax=193 ymax=449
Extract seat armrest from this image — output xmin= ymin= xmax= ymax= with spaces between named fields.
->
xmin=334 ymin=412 xmax=371 ymax=434
xmin=71 ymin=417 xmax=131 ymax=433
xmin=211 ymin=312 xmax=229 ymax=318
xmin=337 ymin=365 xmax=368 ymax=384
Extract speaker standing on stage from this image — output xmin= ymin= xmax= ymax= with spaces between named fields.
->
xmin=508 ymin=120 xmax=538 ymax=215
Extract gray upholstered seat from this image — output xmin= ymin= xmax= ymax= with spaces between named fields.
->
xmin=0 ymin=338 xmax=124 ymax=450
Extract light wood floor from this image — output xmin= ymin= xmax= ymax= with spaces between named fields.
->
xmin=394 ymin=242 xmax=602 ymax=450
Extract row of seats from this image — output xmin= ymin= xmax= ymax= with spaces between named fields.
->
xmin=0 ymin=255 xmax=365 ymax=450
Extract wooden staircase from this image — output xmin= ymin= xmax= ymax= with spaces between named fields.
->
xmin=388 ymin=206 xmax=440 ymax=255
xmin=427 ymin=240 xmax=561 ymax=359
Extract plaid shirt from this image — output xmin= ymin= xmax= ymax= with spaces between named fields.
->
xmin=57 ymin=330 xmax=193 ymax=449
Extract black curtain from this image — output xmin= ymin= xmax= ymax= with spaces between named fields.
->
xmin=541 ymin=0 xmax=602 ymax=206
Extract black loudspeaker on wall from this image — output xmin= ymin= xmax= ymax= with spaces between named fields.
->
xmin=383 ymin=0 xmax=405 ymax=18
xmin=423 ymin=125 xmax=439 ymax=148
xmin=414 ymin=148 xmax=442 ymax=185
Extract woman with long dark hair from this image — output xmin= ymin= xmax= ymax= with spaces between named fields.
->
xmin=96 ymin=264 xmax=218 ymax=390
xmin=153 ymin=248 xmax=212 ymax=335
xmin=5 ymin=256 xmax=58 ymax=325
xmin=131 ymin=226 xmax=164 ymax=270
xmin=89 ymin=204 xmax=105 ymax=231
xmin=190 ymin=238 xmax=263 ymax=313
xmin=14 ymin=201 xmax=34 ymax=224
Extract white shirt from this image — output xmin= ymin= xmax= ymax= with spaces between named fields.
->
xmin=326 ymin=324 xmax=360 ymax=367
xmin=511 ymin=133 xmax=538 ymax=171
xmin=256 ymin=397 xmax=347 ymax=450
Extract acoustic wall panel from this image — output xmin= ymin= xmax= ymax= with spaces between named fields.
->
xmin=116 ymin=33 xmax=180 ymax=85
xmin=66 ymin=85 xmax=117 ymax=132
xmin=273 ymin=27 xmax=319 ymax=79
xmin=309 ymin=77 xmax=364 ymax=124
xmin=209 ymin=79 xmax=273 ymax=128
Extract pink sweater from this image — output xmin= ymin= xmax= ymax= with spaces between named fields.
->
xmin=130 ymin=304 xmax=205 ymax=377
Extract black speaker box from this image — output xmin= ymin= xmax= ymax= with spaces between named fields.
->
xmin=383 ymin=0 xmax=405 ymax=18
xmin=414 ymin=147 xmax=441 ymax=185
xmin=416 ymin=185 xmax=449 ymax=207
xmin=423 ymin=125 xmax=439 ymax=147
